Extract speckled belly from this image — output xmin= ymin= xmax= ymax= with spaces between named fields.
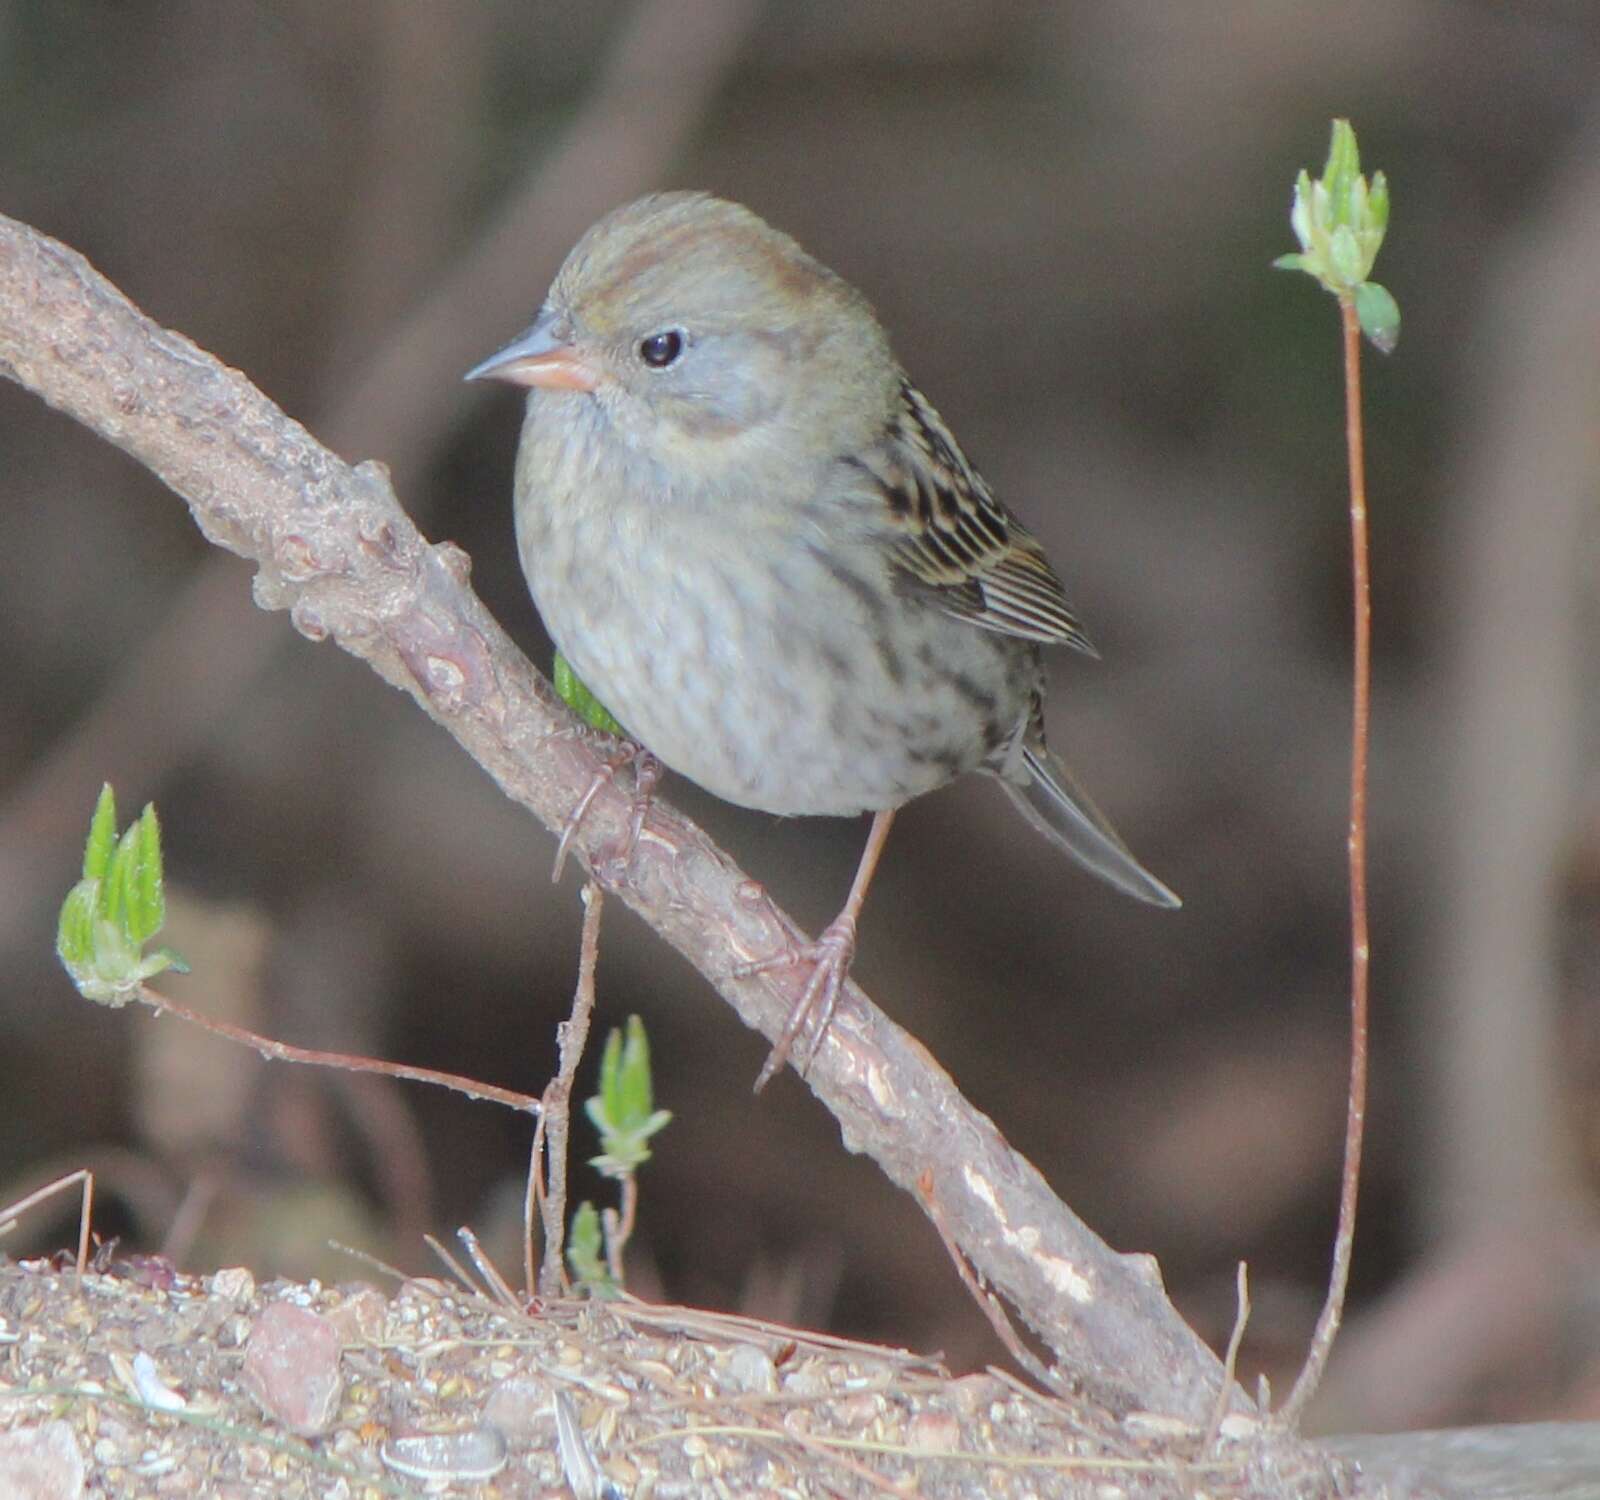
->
xmin=518 ymin=495 xmax=1034 ymax=818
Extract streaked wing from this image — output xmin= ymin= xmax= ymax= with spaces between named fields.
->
xmin=850 ymin=379 xmax=1095 ymax=653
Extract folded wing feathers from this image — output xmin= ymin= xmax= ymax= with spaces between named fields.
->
xmin=878 ymin=381 xmax=1095 ymax=653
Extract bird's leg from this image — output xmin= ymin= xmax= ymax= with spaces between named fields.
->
xmin=551 ymin=742 xmax=661 ymax=885
xmin=597 ymin=748 xmax=661 ymax=884
xmin=741 ymin=808 xmax=897 ymax=1091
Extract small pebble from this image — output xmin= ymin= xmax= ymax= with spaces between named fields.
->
xmin=131 ymin=1351 xmax=186 ymax=1411
xmin=905 ymin=1409 xmax=961 ymax=1454
xmin=241 ymin=1301 xmax=343 ymax=1436
xmin=714 ymin=1343 xmax=776 ymax=1394
xmin=381 ymin=1427 xmax=509 ymax=1482
xmin=0 ymin=1420 xmax=86 ymax=1500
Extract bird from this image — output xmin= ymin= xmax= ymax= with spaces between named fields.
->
xmin=466 ymin=191 xmax=1178 ymax=1089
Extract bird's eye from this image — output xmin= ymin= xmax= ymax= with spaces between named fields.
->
xmin=638 ymin=330 xmax=684 ymax=369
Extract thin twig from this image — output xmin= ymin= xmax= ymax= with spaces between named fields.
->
xmin=603 ymin=1174 xmax=638 ymax=1285
xmin=538 ymin=881 xmax=606 ymax=1296
xmin=457 ymin=1225 xmax=522 ymax=1311
xmin=1206 ymin=1262 xmax=1254 ymax=1446
xmin=160 ymin=1170 xmax=221 ymax=1268
xmin=327 ymin=1240 xmax=412 ymax=1284
xmin=524 ymin=1107 xmax=548 ymax=1301
xmin=603 ymin=1300 xmax=939 ymax=1366
xmin=423 ymin=1232 xmax=486 ymax=1299
xmin=134 ymin=984 xmax=542 ymax=1116
xmin=1281 ymin=296 xmax=1371 ymax=1422
xmin=0 ymin=1169 xmax=94 ymax=1275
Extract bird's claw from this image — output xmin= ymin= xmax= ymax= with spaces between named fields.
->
xmin=552 ymin=744 xmax=661 ymax=886
xmin=739 ymin=914 xmax=859 ymax=1091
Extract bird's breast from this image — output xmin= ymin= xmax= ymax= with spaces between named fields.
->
xmin=512 ymin=414 xmax=1031 ymax=817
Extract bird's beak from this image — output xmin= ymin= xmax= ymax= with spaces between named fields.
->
xmin=464 ymin=309 xmax=599 ymax=392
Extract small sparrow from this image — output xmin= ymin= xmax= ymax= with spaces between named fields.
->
xmin=468 ymin=192 xmax=1178 ymax=1088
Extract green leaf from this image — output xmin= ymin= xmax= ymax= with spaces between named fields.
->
xmin=122 ymin=818 xmax=147 ymax=934
xmin=1288 ymin=170 xmax=1312 ymax=251
xmin=56 ymin=881 xmax=98 ymax=973
xmin=1328 ymin=224 xmax=1364 ymax=287
xmin=617 ymin=1014 xmax=654 ymax=1118
xmin=103 ymin=822 xmax=137 ymax=932
xmin=1367 ymin=171 xmax=1390 ymax=234
xmin=553 ymin=652 xmax=627 ymax=738
xmin=594 ymin=1024 xmax=624 ymax=1125
xmin=147 ymin=946 xmax=191 ymax=977
xmin=1354 ymin=280 xmax=1401 ymax=354
xmin=128 ymin=805 xmax=165 ymax=945
xmin=1324 ymin=119 xmax=1360 ymax=207
xmin=84 ymin=784 xmax=117 ymax=882
xmin=565 ymin=1201 xmax=616 ymax=1294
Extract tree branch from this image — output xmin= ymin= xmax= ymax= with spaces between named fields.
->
xmin=0 ymin=210 xmax=1240 ymax=1425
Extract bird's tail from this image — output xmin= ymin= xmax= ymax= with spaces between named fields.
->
xmin=1000 ymin=746 xmax=1181 ymax=908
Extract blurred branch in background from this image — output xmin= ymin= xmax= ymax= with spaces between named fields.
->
xmin=1416 ymin=102 xmax=1598 ymax=1243
xmin=321 ymin=0 xmax=763 ymax=475
xmin=0 ymin=0 xmax=760 ymax=953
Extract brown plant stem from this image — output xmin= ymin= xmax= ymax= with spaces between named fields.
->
xmin=602 ymin=1175 xmax=638 ymax=1286
xmin=1206 ymin=1262 xmax=1253 ymax=1446
xmin=134 ymin=985 xmax=542 ymax=1117
xmin=535 ymin=881 xmax=606 ymax=1297
xmin=0 ymin=1169 xmax=94 ymax=1276
xmin=457 ymin=1224 xmax=522 ymax=1310
xmin=1281 ymin=295 xmax=1371 ymax=1423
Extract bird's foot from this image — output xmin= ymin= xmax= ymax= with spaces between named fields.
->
xmin=738 ymin=913 xmax=859 ymax=1091
xmin=552 ymin=744 xmax=661 ymax=886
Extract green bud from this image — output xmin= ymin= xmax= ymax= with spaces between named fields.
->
xmin=1277 ymin=118 xmax=1396 ymax=315
xmin=565 ymin=1201 xmax=616 ymax=1294
xmin=585 ymin=1016 xmax=671 ymax=1180
xmin=57 ymin=785 xmax=186 ymax=1004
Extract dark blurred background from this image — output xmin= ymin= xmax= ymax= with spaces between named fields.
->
xmin=3 ymin=0 xmax=1598 ymax=1434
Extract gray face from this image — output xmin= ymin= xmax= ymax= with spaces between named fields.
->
xmin=540 ymin=192 xmax=895 ymax=480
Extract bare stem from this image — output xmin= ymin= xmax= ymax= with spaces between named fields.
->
xmin=536 ymin=881 xmax=606 ymax=1296
xmin=524 ymin=1110 xmax=548 ymax=1299
xmin=0 ymin=1170 xmax=94 ymax=1275
xmin=603 ymin=1174 xmax=639 ymax=1285
xmin=1281 ymin=296 xmax=1372 ymax=1423
xmin=135 ymin=985 xmax=542 ymax=1116
xmin=457 ymin=1225 xmax=522 ymax=1310
xmin=1206 ymin=1262 xmax=1254 ymax=1445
